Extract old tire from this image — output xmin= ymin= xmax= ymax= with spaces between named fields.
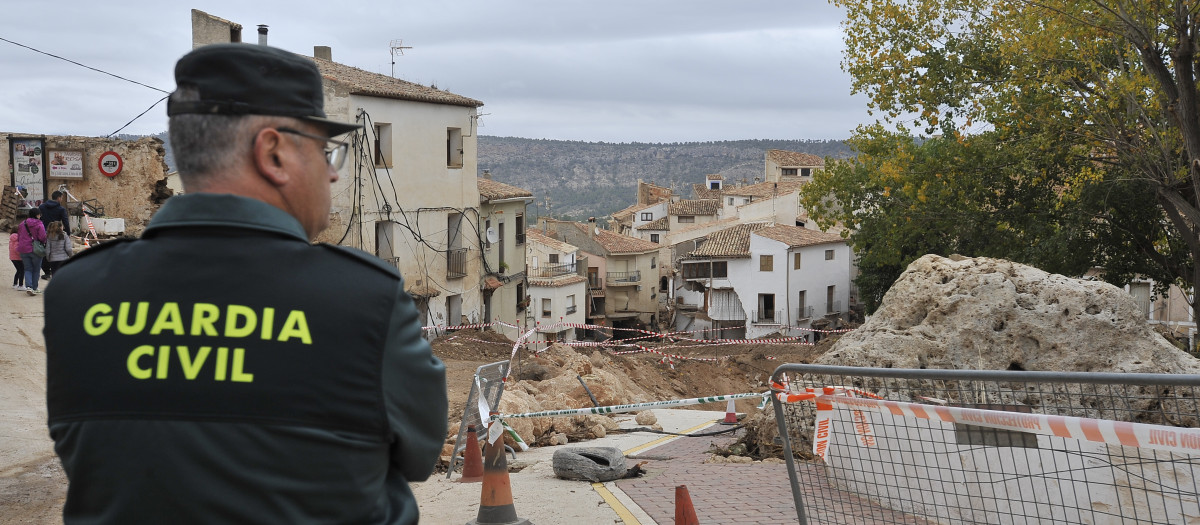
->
xmin=552 ymin=446 xmax=627 ymax=482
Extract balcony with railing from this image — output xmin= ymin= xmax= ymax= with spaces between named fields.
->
xmin=565 ymin=305 xmax=577 ymax=315
xmin=606 ymin=270 xmax=641 ymax=286
xmin=751 ymin=309 xmax=783 ymax=325
xmin=446 ymin=248 xmax=468 ymax=279
xmin=529 ymin=261 xmax=579 ymax=279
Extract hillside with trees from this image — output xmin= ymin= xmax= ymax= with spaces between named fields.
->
xmin=479 ymin=137 xmax=852 ymax=221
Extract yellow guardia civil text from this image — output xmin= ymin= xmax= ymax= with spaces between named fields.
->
xmin=82 ymin=302 xmax=314 ymax=383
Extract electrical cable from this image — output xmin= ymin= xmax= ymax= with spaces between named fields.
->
xmin=106 ymin=95 xmax=168 ymax=138
xmin=0 ymin=36 xmax=169 ymax=94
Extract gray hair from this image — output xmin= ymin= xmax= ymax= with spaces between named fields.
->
xmin=168 ymin=87 xmax=295 ymax=188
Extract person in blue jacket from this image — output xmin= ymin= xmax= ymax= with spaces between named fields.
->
xmin=43 ymin=43 xmax=448 ymax=524
xmin=38 ymin=190 xmax=70 ymax=279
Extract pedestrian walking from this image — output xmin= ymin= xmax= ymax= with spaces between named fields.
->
xmin=9 ymin=226 xmax=24 ymax=290
xmin=43 ymin=221 xmax=73 ymax=277
xmin=16 ymin=208 xmax=46 ymax=296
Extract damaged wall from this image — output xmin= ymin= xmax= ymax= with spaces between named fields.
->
xmin=4 ymin=134 xmax=171 ymax=236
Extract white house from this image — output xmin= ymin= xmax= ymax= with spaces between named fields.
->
xmin=675 ymin=223 xmax=849 ymax=340
xmin=750 ymin=225 xmax=850 ymax=336
xmin=478 ymin=175 xmax=534 ymax=336
xmin=720 ymin=180 xmax=805 ymax=225
xmin=668 ymin=199 xmax=722 ymax=231
xmin=525 ymin=229 xmax=588 ymax=343
xmin=765 ymin=149 xmax=823 ymax=182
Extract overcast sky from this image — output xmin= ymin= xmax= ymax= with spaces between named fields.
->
xmin=1 ymin=1 xmax=873 ymax=143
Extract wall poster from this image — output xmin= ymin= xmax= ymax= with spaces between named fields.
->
xmin=10 ymin=138 xmax=46 ymax=206
xmin=48 ymin=150 xmax=85 ymax=179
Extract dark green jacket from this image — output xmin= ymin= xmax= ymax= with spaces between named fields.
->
xmin=45 ymin=193 xmax=447 ymax=524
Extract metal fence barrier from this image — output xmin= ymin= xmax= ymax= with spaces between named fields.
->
xmin=770 ymin=364 xmax=1200 ymax=524
xmin=446 ymin=360 xmax=510 ymax=478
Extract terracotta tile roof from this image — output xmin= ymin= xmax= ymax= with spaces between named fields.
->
xmin=706 ymin=174 xmax=724 ymax=180
xmin=477 ymin=178 xmax=533 ymax=202
xmin=482 ymin=276 xmax=504 ymax=290
xmin=669 ymin=199 xmax=720 ymax=216
xmin=528 ymin=274 xmax=587 ymax=287
xmin=767 ymin=149 xmax=824 ymax=167
xmin=724 ymin=180 xmax=805 ymax=198
xmin=595 ymin=229 xmax=661 ymax=254
xmin=405 ymin=283 xmax=441 ymax=298
xmin=692 ymin=183 xmax=722 ymax=200
xmin=525 ymin=229 xmax=577 ymax=253
xmin=754 ymin=225 xmax=845 ymax=248
xmin=635 ymin=216 xmax=669 ymax=231
xmin=687 ymin=222 xmax=770 ymax=258
xmin=669 ymin=216 xmax=741 ymax=239
xmin=611 ymin=201 xmax=657 ymax=222
xmin=312 ymin=57 xmax=483 ymax=108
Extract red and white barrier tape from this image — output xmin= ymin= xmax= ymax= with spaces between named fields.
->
xmin=422 ymin=320 xmax=517 ymax=332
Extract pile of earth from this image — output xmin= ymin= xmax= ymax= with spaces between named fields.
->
xmin=429 ymin=328 xmax=841 ymax=462
xmin=737 ymin=254 xmax=1200 ymax=460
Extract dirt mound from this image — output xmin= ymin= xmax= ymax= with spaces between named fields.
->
xmin=431 ymin=328 xmax=517 ymax=361
xmin=436 ymin=330 xmax=842 ymax=455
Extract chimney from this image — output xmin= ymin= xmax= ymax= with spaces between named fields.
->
xmin=314 ymin=46 xmax=332 ymax=61
xmin=257 ymin=25 xmax=268 ymax=46
xmin=481 ymin=169 xmax=492 ymax=180
xmin=588 ymin=217 xmax=596 ymax=240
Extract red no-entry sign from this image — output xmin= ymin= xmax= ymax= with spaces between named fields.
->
xmin=98 ymin=151 xmax=123 ymax=177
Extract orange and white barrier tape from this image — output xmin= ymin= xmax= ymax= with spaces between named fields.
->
xmin=771 ymin=385 xmax=883 ymax=460
xmin=775 ymin=386 xmax=1200 ymax=459
xmin=826 ymin=394 xmax=1200 ymax=456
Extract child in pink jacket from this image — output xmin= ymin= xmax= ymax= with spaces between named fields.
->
xmin=9 ymin=227 xmax=23 ymax=290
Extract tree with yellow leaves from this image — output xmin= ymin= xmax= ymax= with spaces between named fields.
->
xmin=805 ymin=0 xmax=1197 ymax=312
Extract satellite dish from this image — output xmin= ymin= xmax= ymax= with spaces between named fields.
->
xmin=485 ymin=228 xmax=499 ymax=243
xmin=594 ymin=227 xmax=600 ymax=235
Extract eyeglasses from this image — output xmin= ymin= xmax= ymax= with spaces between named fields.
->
xmin=276 ymin=127 xmax=350 ymax=170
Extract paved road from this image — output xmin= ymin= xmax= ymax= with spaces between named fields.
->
xmin=617 ymin=424 xmax=800 ymax=524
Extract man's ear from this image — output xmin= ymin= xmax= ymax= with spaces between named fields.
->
xmin=252 ymin=127 xmax=291 ymax=187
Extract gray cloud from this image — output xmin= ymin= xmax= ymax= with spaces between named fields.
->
xmin=0 ymin=1 xmax=871 ymax=141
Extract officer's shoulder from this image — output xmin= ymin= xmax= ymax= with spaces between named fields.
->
xmin=316 ymin=243 xmax=400 ymax=279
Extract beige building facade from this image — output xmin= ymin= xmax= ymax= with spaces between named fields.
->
xmin=192 ymin=10 xmax=493 ymax=334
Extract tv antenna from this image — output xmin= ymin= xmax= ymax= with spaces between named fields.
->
xmin=389 ymin=39 xmax=412 ymax=78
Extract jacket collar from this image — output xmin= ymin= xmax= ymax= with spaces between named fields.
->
xmin=143 ymin=193 xmax=310 ymax=242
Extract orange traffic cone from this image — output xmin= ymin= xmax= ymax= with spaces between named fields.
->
xmin=459 ymin=424 xmax=484 ymax=483
xmin=721 ymin=398 xmax=738 ymax=425
xmin=675 ymin=484 xmax=700 ymax=525
xmin=467 ymin=418 xmax=530 ymax=525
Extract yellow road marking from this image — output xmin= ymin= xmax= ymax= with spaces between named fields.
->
xmin=593 ymin=418 xmax=719 ymax=524
xmin=623 ymin=419 xmax=718 ymax=455
xmin=593 ymin=482 xmax=640 ymax=524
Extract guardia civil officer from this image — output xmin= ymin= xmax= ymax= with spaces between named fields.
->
xmin=43 ymin=43 xmax=448 ymax=524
